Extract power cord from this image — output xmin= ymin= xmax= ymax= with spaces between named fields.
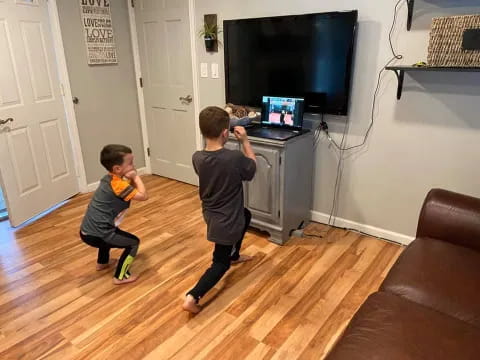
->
xmin=328 ymin=119 xmax=348 ymax=225
xmin=313 ymin=113 xmax=325 ymax=147
xmin=325 ymin=0 xmax=405 ymax=225
xmin=321 ymin=0 xmax=405 ymax=152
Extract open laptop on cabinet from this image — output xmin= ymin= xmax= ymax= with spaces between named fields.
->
xmin=247 ymin=96 xmax=307 ymax=141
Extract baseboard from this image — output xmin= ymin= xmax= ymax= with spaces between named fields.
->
xmin=136 ymin=167 xmax=149 ymax=176
xmin=84 ymin=167 xmax=149 ymax=193
xmin=86 ymin=181 xmax=99 ymax=193
xmin=310 ymin=210 xmax=414 ymax=246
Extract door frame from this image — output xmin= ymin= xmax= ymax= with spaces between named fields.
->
xmin=126 ymin=0 xmax=151 ymax=173
xmin=47 ymin=0 xmax=88 ymax=193
xmin=126 ymin=0 xmax=203 ymax=173
xmin=187 ymin=0 xmax=203 ymax=151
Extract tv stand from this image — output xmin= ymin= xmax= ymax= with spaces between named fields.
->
xmin=227 ymin=132 xmax=314 ymax=245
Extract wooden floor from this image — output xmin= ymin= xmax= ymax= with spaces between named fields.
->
xmin=0 ymin=175 xmax=403 ymax=360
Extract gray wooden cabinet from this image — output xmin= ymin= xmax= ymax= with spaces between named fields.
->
xmin=227 ymin=132 xmax=314 ymax=245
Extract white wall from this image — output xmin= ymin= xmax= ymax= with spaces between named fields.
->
xmin=193 ymin=0 xmax=480 ymax=243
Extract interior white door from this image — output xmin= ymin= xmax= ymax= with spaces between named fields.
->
xmin=135 ymin=0 xmax=197 ymax=185
xmin=0 ymin=0 xmax=78 ymax=227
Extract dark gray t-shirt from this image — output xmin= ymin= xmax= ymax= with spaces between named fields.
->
xmin=80 ymin=174 xmax=137 ymax=239
xmin=193 ymin=148 xmax=256 ymax=246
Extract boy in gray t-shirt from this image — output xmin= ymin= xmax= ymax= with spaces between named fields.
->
xmin=183 ymin=106 xmax=257 ymax=314
xmin=80 ymin=144 xmax=148 ymax=285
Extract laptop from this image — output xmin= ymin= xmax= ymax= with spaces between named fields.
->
xmin=247 ymin=96 xmax=306 ymax=141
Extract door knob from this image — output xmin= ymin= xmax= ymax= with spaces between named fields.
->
xmin=0 ymin=117 xmax=13 ymax=125
xmin=179 ymin=95 xmax=193 ymax=104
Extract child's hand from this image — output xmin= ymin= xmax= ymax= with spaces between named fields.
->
xmin=124 ymin=170 xmax=137 ymax=180
xmin=234 ymin=126 xmax=248 ymax=142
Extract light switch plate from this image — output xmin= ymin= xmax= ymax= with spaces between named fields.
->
xmin=200 ymin=63 xmax=208 ymax=78
xmin=211 ymin=63 xmax=219 ymax=79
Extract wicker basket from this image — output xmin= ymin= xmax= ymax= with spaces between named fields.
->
xmin=428 ymin=14 xmax=480 ymax=67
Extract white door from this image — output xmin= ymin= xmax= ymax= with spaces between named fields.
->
xmin=135 ymin=0 xmax=197 ymax=185
xmin=0 ymin=0 xmax=78 ymax=227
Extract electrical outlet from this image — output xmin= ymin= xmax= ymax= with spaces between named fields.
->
xmin=211 ymin=63 xmax=219 ymax=79
xmin=200 ymin=63 xmax=208 ymax=78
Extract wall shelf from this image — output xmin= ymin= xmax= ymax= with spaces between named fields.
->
xmin=385 ymin=65 xmax=480 ymax=99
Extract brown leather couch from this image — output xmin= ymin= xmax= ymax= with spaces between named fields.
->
xmin=326 ymin=189 xmax=480 ymax=360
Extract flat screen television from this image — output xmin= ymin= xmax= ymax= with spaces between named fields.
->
xmin=223 ymin=11 xmax=358 ymax=115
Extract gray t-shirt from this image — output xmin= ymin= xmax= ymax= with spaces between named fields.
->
xmin=193 ymin=148 xmax=256 ymax=246
xmin=80 ymin=174 xmax=137 ymax=239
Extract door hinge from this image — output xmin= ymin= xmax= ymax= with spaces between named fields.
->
xmin=131 ymin=0 xmax=135 ymax=8
xmin=139 ymin=77 xmax=143 ymax=88
xmin=278 ymin=210 xmax=281 ymax=218
xmin=147 ymin=147 xmax=150 ymax=157
xmin=279 ymin=156 xmax=282 ymax=165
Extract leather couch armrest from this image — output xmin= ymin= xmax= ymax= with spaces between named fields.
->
xmin=417 ymin=189 xmax=480 ymax=252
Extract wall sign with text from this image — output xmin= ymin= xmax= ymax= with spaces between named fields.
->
xmin=80 ymin=0 xmax=118 ymax=65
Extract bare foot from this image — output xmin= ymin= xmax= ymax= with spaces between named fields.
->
xmin=182 ymin=294 xmax=202 ymax=314
xmin=96 ymin=259 xmax=117 ymax=271
xmin=112 ymin=274 xmax=138 ymax=285
xmin=231 ymin=255 xmax=253 ymax=265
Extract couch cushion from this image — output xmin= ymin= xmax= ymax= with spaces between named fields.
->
xmin=326 ymin=292 xmax=480 ymax=360
xmin=381 ymin=237 xmax=480 ymax=328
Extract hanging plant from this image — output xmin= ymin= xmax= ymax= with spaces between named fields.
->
xmin=199 ymin=23 xmax=222 ymax=52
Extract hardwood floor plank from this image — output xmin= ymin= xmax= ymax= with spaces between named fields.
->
xmin=268 ymin=238 xmax=389 ymax=359
xmin=248 ymin=231 xmax=360 ymax=342
xmin=2 ymin=289 xmax=83 ymax=334
xmin=203 ymin=323 xmax=259 ymax=360
xmin=297 ymin=243 xmax=401 ymax=359
xmin=146 ymin=312 xmax=235 ymax=360
xmin=261 ymin=234 xmax=364 ymax=348
xmin=250 ymin=235 xmax=384 ymax=345
xmin=244 ymin=342 xmax=275 ymax=360
xmin=37 ymin=342 xmax=80 ymax=360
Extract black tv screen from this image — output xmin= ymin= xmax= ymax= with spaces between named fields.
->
xmin=224 ymin=11 xmax=358 ymax=115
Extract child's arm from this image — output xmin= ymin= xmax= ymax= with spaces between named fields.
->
xmin=234 ymin=126 xmax=257 ymax=181
xmin=131 ymin=175 xmax=148 ymax=201
xmin=234 ymin=126 xmax=256 ymax=163
xmin=125 ymin=171 xmax=148 ymax=201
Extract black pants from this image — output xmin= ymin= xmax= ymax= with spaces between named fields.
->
xmin=80 ymin=228 xmax=139 ymax=280
xmin=188 ymin=208 xmax=251 ymax=302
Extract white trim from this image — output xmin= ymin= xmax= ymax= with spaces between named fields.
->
xmin=85 ymin=167 xmax=148 ymax=193
xmin=48 ymin=0 xmax=88 ymax=193
xmin=127 ymin=0 xmax=152 ymax=174
xmin=310 ymin=210 xmax=414 ymax=246
xmin=86 ymin=181 xmax=100 ymax=193
xmin=136 ymin=167 xmax=149 ymax=176
xmin=188 ymin=0 xmax=203 ymax=150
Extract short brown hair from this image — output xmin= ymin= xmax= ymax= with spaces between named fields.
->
xmin=199 ymin=106 xmax=229 ymax=139
xmin=100 ymin=144 xmax=132 ymax=171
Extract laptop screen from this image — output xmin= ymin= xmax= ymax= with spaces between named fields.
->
xmin=261 ymin=96 xmax=305 ymax=129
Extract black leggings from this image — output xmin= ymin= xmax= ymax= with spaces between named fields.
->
xmin=188 ymin=208 xmax=251 ymax=302
xmin=80 ymin=228 xmax=139 ymax=280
